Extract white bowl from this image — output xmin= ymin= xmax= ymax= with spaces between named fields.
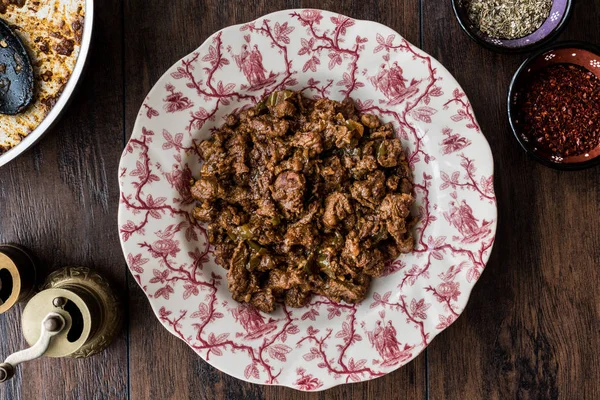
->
xmin=0 ymin=0 xmax=94 ymax=168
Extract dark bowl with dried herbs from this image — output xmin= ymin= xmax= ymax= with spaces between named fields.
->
xmin=452 ymin=0 xmax=573 ymax=53
xmin=508 ymin=42 xmax=600 ymax=170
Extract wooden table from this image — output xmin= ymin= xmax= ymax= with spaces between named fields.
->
xmin=1 ymin=1 xmax=599 ymax=399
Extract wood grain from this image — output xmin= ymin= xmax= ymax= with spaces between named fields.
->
xmin=423 ymin=1 xmax=600 ymax=399
xmin=124 ymin=1 xmax=424 ymax=400
xmin=0 ymin=0 xmax=127 ymax=399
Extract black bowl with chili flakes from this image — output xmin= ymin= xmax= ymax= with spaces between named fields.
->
xmin=508 ymin=42 xmax=600 ymax=170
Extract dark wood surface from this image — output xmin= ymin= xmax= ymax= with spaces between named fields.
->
xmin=1 ymin=1 xmax=599 ymax=399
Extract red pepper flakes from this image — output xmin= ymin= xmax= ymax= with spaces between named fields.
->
xmin=515 ymin=64 xmax=600 ymax=159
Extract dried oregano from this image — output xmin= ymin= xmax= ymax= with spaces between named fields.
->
xmin=463 ymin=0 xmax=553 ymax=40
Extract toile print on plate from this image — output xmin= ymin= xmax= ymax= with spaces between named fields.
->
xmin=118 ymin=9 xmax=497 ymax=391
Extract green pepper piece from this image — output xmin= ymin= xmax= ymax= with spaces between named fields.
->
xmin=270 ymin=215 xmax=281 ymax=226
xmin=237 ymin=224 xmax=253 ymax=240
xmin=316 ymin=253 xmax=329 ymax=268
xmin=247 ymin=255 xmax=259 ymax=271
xmin=303 ymin=250 xmax=317 ymax=274
xmin=266 ymin=90 xmax=294 ymax=107
xmin=255 ymin=99 xmax=267 ymax=113
xmin=247 ymin=247 xmax=268 ymax=271
xmin=316 ymin=253 xmax=337 ymax=279
xmin=226 ymin=231 xmax=237 ymax=241
xmin=277 ymin=90 xmax=294 ymax=103
xmin=247 ymin=240 xmax=262 ymax=252
xmin=345 ymin=120 xmax=365 ymax=136
xmin=331 ymin=231 xmax=344 ymax=248
xmin=266 ymin=92 xmax=277 ymax=107
xmin=377 ymin=141 xmax=388 ymax=160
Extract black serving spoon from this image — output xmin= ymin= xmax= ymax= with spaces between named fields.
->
xmin=0 ymin=18 xmax=33 ymax=115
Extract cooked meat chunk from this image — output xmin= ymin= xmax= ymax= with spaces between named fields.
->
xmin=214 ymin=242 xmax=234 ymax=268
xmin=400 ymin=178 xmax=413 ymax=194
xmin=227 ymin=186 xmax=252 ymax=208
xmin=191 ymin=177 xmax=225 ymax=202
xmin=227 ymin=133 xmax=250 ymax=175
xmin=353 ymin=154 xmax=379 ymax=178
xmin=350 ymin=170 xmax=386 ymax=209
xmin=370 ymin=122 xmax=394 ymax=139
xmin=267 ymin=269 xmax=305 ymax=291
xmin=377 ymin=138 xmax=405 ymax=167
xmin=250 ymin=289 xmax=276 ymax=313
xmin=284 ymin=286 xmax=311 ymax=308
xmin=386 ymin=175 xmax=400 ymax=191
xmin=250 ymin=115 xmax=289 ymax=137
xmin=227 ymin=242 xmax=251 ymax=299
xmin=191 ymin=91 xmax=415 ymax=312
xmin=284 ymin=221 xmax=316 ymax=249
xmin=225 ymin=114 xmax=238 ymax=126
xmin=254 ymin=224 xmax=284 ymax=247
xmin=256 ymin=252 xmax=278 ymax=272
xmin=333 ymin=123 xmax=364 ymax=149
xmin=356 ymin=215 xmax=386 ymax=240
xmin=356 ymin=249 xmax=385 ymax=276
xmin=310 ymin=98 xmax=336 ymax=121
xmin=198 ymin=138 xmax=224 ymax=160
xmin=315 ymin=277 xmax=369 ymax=304
xmin=271 ymin=171 xmax=306 ymax=214
xmin=323 ymin=192 xmax=352 ymax=229
xmin=274 ymin=155 xmax=304 ymax=175
xmin=396 ymin=235 xmax=414 ymax=253
xmin=380 ymin=193 xmax=414 ymax=244
xmin=216 ymin=205 xmax=248 ymax=229
xmin=252 ymin=168 xmax=274 ymax=193
xmin=321 ymin=156 xmax=347 ymax=192
xmin=192 ymin=203 xmax=215 ymax=222
xmin=273 ymin=100 xmax=297 ymax=118
xmin=256 ymin=198 xmax=278 ymax=218
xmin=361 ymin=114 xmax=380 ymax=129
xmin=291 ymin=131 xmax=323 ymax=156
xmin=337 ymin=97 xmax=358 ymax=117
xmin=342 ymin=232 xmax=360 ymax=259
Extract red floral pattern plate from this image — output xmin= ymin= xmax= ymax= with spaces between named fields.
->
xmin=118 ymin=9 xmax=497 ymax=391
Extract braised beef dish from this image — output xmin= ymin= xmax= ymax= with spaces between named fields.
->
xmin=191 ymin=91 xmax=415 ymax=312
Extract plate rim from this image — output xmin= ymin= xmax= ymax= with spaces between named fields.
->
xmin=118 ymin=8 xmax=497 ymax=391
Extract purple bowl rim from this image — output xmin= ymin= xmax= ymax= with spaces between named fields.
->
xmin=452 ymin=0 xmax=574 ymax=54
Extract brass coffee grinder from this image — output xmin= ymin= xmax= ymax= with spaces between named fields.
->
xmin=0 ymin=245 xmax=123 ymax=383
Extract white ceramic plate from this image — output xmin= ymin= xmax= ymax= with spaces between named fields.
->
xmin=119 ymin=9 xmax=497 ymax=391
xmin=0 ymin=0 xmax=94 ymax=168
